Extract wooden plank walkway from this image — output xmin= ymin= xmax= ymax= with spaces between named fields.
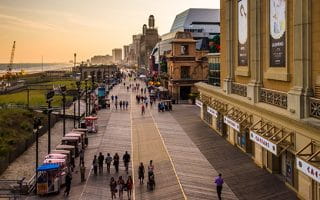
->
xmin=131 ymin=92 xmax=185 ymax=200
xmin=150 ymin=109 xmax=238 ymax=200
xmin=170 ymin=105 xmax=297 ymax=200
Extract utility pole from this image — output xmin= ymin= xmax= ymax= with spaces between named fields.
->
xmin=61 ymin=85 xmax=67 ymax=136
xmin=33 ymin=117 xmax=41 ymax=195
xmin=76 ymin=80 xmax=81 ymax=127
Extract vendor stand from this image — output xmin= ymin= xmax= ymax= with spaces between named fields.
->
xmin=36 ymin=164 xmax=61 ymax=195
xmin=85 ymin=116 xmax=98 ymax=133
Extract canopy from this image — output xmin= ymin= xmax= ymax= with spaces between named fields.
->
xmin=43 ymin=158 xmax=66 ymax=165
xmin=45 ymin=154 xmax=67 ymax=160
xmin=37 ymin=163 xmax=60 ymax=172
xmin=139 ymin=74 xmax=146 ymax=78
xmin=85 ymin=116 xmax=98 ymax=120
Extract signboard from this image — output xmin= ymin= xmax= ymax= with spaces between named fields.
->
xmin=250 ymin=131 xmax=278 ymax=155
xmin=224 ymin=116 xmax=240 ymax=132
xmin=297 ymin=157 xmax=320 ymax=183
xmin=270 ymin=0 xmax=286 ymax=67
xmin=238 ymin=0 xmax=248 ymax=66
xmin=207 ymin=106 xmax=218 ymax=118
xmin=37 ymin=183 xmax=48 ymax=195
xmin=196 ymin=100 xmax=203 ymax=107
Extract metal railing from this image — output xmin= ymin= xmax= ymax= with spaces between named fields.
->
xmin=231 ymin=82 xmax=247 ymax=97
xmin=310 ymin=97 xmax=320 ymax=119
xmin=259 ymin=88 xmax=288 ymax=109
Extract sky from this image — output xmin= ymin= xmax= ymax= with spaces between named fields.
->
xmin=0 ymin=0 xmax=220 ymax=63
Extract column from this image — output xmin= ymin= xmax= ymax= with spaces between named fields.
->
xmin=247 ymin=0 xmax=262 ymax=103
xmin=288 ymin=0 xmax=312 ymax=119
xmin=223 ymin=0 xmax=234 ymax=94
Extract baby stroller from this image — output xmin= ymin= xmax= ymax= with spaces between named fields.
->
xmin=147 ymin=172 xmax=156 ymax=190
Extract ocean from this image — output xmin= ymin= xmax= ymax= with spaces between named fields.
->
xmin=0 ymin=63 xmax=73 ymax=74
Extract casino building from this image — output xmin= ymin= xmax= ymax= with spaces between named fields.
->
xmin=195 ymin=1 xmax=320 ymax=199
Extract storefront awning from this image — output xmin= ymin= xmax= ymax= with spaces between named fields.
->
xmin=296 ymin=142 xmax=320 ymax=183
xmin=224 ymin=107 xmax=252 ymax=132
xmin=250 ymin=119 xmax=293 ymax=156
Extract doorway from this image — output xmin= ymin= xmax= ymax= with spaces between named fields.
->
xmin=180 ymin=86 xmax=191 ymax=100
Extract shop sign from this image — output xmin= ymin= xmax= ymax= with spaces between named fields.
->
xmin=224 ymin=116 xmax=240 ymax=132
xmin=207 ymin=106 xmax=218 ymax=118
xmin=297 ymin=157 xmax=320 ymax=183
xmin=250 ymin=131 xmax=277 ymax=155
xmin=238 ymin=0 xmax=248 ymax=66
xmin=196 ymin=100 xmax=203 ymax=107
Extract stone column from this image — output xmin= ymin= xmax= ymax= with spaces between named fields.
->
xmin=223 ymin=0 xmax=234 ymax=94
xmin=288 ymin=0 xmax=312 ymax=119
xmin=247 ymin=0 xmax=262 ymax=104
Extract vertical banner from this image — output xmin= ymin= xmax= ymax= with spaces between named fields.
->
xmin=238 ymin=0 xmax=248 ymax=66
xmin=270 ymin=0 xmax=286 ymax=67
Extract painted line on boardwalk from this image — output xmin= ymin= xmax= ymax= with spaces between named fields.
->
xmin=130 ymin=80 xmax=136 ymax=200
xmin=148 ymin=101 xmax=188 ymax=200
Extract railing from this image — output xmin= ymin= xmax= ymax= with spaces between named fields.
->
xmin=231 ymin=82 xmax=247 ymax=97
xmin=260 ymin=88 xmax=288 ymax=109
xmin=310 ymin=97 xmax=320 ymax=119
xmin=0 ymin=178 xmax=28 ymax=198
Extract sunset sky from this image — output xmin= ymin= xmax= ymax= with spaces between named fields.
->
xmin=0 ymin=0 xmax=219 ymax=63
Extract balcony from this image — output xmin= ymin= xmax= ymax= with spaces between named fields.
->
xmin=231 ymin=82 xmax=247 ymax=97
xmin=259 ymin=88 xmax=287 ymax=109
xmin=310 ymin=97 xmax=320 ymax=119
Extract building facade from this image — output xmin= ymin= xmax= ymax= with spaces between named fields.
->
xmin=112 ymin=48 xmax=122 ymax=64
xmin=196 ymin=1 xmax=320 ymax=199
xmin=167 ymin=32 xmax=208 ymax=102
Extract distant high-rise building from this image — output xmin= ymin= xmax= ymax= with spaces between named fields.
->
xmin=91 ymin=55 xmax=112 ymax=64
xmin=123 ymin=45 xmax=130 ymax=64
xmin=112 ymin=48 xmax=122 ymax=64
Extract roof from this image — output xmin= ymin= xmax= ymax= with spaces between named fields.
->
xmin=37 ymin=163 xmax=60 ymax=171
xmin=170 ymin=8 xmax=220 ymax=32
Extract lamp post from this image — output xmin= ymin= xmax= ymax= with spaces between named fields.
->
xmin=85 ymin=79 xmax=88 ymax=116
xmin=73 ymin=96 xmax=76 ymax=128
xmin=33 ymin=117 xmax=41 ymax=195
xmin=46 ymin=90 xmax=54 ymax=154
xmin=76 ymin=80 xmax=81 ymax=128
xmin=61 ymin=85 xmax=67 ymax=136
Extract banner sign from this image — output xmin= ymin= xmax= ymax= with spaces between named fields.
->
xmin=250 ymin=131 xmax=278 ymax=155
xmin=270 ymin=0 xmax=286 ymax=67
xmin=238 ymin=0 xmax=248 ymax=66
xmin=207 ymin=106 xmax=218 ymax=118
xmin=224 ymin=116 xmax=240 ymax=132
xmin=196 ymin=100 xmax=203 ymax=107
xmin=297 ymin=157 xmax=320 ymax=183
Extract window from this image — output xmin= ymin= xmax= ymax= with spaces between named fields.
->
xmin=180 ymin=66 xmax=190 ymax=79
xmin=208 ymin=63 xmax=220 ymax=86
xmin=181 ymin=45 xmax=189 ymax=55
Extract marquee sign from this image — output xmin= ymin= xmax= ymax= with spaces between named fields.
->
xmin=207 ymin=106 xmax=218 ymax=118
xmin=250 ymin=131 xmax=277 ymax=155
xmin=297 ymin=157 xmax=320 ymax=183
xmin=196 ymin=100 xmax=203 ymax=107
xmin=224 ymin=116 xmax=240 ymax=132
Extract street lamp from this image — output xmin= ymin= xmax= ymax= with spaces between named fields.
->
xmin=76 ymin=80 xmax=81 ymax=128
xmin=46 ymin=90 xmax=54 ymax=154
xmin=73 ymin=96 xmax=76 ymax=128
xmin=61 ymin=85 xmax=67 ymax=136
xmin=33 ymin=117 xmax=41 ymax=195
xmin=85 ymin=79 xmax=88 ymax=116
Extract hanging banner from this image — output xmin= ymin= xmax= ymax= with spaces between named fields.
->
xmin=207 ymin=106 xmax=218 ymax=118
xmin=270 ymin=0 xmax=286 ymax=67
xmin=250 ymin=131 xmax=278 ymax=155
xmin=238 ymin=0 xmax=248 ymax=66
xmin=224 ymin=116 xmax=240 ymax=132
xmin=297 ymin=157 xmax=320 ymax=183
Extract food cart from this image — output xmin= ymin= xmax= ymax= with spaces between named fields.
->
xmin=45 ymin=154 xmax=68 ymax=164
xmin=50 ymin=150 xmax=71 ymax=164
xmin=36 ymin=163 xmax=61 ymax=195
xmin=65 ymin=132 xmax=84 ymax=149
xmin=71 ymin=129 xmax=89 ymax=146
xmin=61 ymin=137 xmax=80 ymax=157
xmin=85 ymin=116 xmax=98 ymax=133
xmin=56 ymin=145 xmax=75 ymax=168
xmin=43 ymin=158 xmax=68 ymax=185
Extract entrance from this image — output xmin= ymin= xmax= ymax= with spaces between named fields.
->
xmin=180 ymin=86 xmax=191 ymax=100
xmin=216 ymin=113 xmax=227 ymax=138
xmin=203 ymin=104 xmax=212 ymax=125
xmin=236 ymin=129 xmax=253 ymax=154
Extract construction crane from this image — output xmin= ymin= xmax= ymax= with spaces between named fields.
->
xmin=8 ymin=41 xmax=16 ymax=72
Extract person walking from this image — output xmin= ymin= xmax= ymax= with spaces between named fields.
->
xmin=138 ymin=162 xmax=145 ymax=184
xmin=145 ymin=98 xmax=148 ymax=108
xmin=123 ymin=151 xmax=131 ymax=173
xmin=118 ymin=176 xmax=125 ymax=199
xmin=79 ymin=149 xmax=84 ymax=166
xmin=80 ymin=163 xmax=86 ymax=182
xmin=111 ymin=95 xmax=114 ymax=102
xmin=150 ymin=99 xmax=153 ymax=107
xmin=98 ymin=152 xmax=104 ymax=174
xmin=105 ymin=153 xmax=112 ymax=173
xmin=215 ymin=173 xmax=224 ymax=200
xmin=141 ymin=104 xmax=145 ymax=115
xmin=115 ymin=100 xmax=118 ymax=110
xmin=64 ymin=172 xmax=72 ymax=196
xmin=119 ymin=100 xmax=123 ymax=110
xmin=113 ymin=153 xmax=120 ymax=173
xmin=115 ymin=95 xmax=118 ymax=101
xmin=110 ymin=177 xmax=117 ymax=200
xmin=125 ymin=101 xmax=129 ymax=110
xmin=92 ymin=155 xmax=98 ymax=176
xmin=148 ymin=160 xmax=154 ymax=181
xmin=126 ymin=176 xmax=133 ymax=200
